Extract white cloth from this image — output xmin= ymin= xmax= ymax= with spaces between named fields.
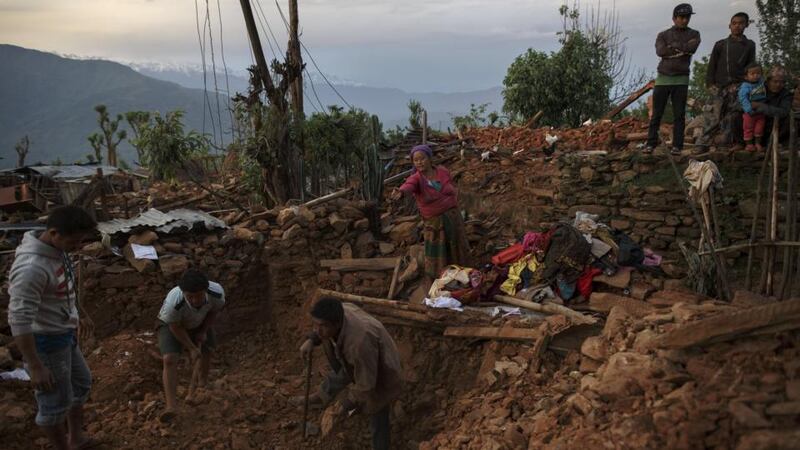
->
xmin=424 ymin=297 xmax=463 ymax=311
xmin=130 ymin=244 xmax=158 ymax=260
xmin=157 ymin=281 xmax=225 ymax=329
xmin=489 ymin=306 xmax=522 ymax=317
xmin=574 ymin=211 xmax=599 ymax=235
xmin=684 ymin=160 xmax=723 ymax=200
xmin=0 ymin=368 xmax=30 ymax=381
xmin=428 ymin=265 xmax=473 ymax=299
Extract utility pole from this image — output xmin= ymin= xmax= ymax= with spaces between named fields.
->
xmin=287 ymin=0 xmax=305 ymax=200
xmin=288 ymin=0 xmax=303 ymax=119
xmin=239 ymin=0 xmax=276 ymax=98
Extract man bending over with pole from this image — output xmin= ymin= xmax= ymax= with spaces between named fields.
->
xmin=299 ymin=296 xmax=402 ymax=450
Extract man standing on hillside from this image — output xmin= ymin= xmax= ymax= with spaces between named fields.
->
xmin=704 ymin=12 xmax=757 ymax=147
xmin=298 ymin=296 xmax=402 ymax=450
xmin=645 ymin=4 xmax=701 ymax=156
xmin=156 ymin=269 xmax=225 ymax=421
xmin=8 ymin=206 xmax=97 ymax=450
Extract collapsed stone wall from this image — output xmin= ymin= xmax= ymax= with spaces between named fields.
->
xmin=456 ymin=149 xmax=767 ymax=283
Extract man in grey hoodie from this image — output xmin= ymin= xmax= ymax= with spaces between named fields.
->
xmin=8 ymin=206 xmax=97 ymax=450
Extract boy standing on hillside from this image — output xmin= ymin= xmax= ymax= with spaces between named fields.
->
xmin=8 ymin=206 xmax=97 ymax=450
xmin=705 ymin=12 xmax=756 ymax=146
xmin=645 ymin=3 xmax=701 ymax=156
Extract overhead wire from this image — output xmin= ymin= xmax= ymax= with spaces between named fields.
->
xmin=204 ymin=0 xmax=225 ymax=149
xmin=214 ymin=0 xmax=236 ymax=139
xmin=274 ymin=1 xmax=352 ymax=109
xmin=193 ymin=0 xmax=209 ymax=136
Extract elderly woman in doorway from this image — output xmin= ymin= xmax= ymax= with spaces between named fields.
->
xmin=391 ymin=144 xmax=472 ymax=281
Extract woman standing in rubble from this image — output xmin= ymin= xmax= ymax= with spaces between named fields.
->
xmin=391 ymin=144 xmax=471 ymax=280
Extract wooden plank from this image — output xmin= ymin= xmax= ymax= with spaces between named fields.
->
xmin=387 ymin=257 xmax=402 ymax=299
xmin=494 ymin=295 xmax=597 ymax=325
xmin=444 ymin=326 xmax=540 ymax=342
xmin=372 ymin=315 xmax=443 ymax=332
xmin=604 ymin=79 xmax=655 ymax=119
xmin=317 ymin=288 xmax=428 ymax=313
xmin=654 ymin=298 xmax=800 ymax=349
xmin=589 ymin=292 xmax=658 ymax=317
xmin=319 ymin=257 xmax=400 ymax=272
xmin=302 ymin=188 xmax=352 ymax=209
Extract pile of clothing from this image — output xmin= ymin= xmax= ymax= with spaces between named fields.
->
xmin=490 ymin=212 xmax=662 ymax=303
xmin=427 ymin=212 xmax=662 ymax=307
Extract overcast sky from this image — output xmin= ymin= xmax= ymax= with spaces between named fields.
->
xmin=0 ymin=0 xmax=760 ymax=92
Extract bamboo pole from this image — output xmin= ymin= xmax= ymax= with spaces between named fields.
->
xmin=493 ymin=295 xmax=597 ymax=325
xmin=759 ymin=131 xmax=776 ymax=294
xmin=767 ymin=120 xmax=781 ymax=295
xmin=780 ymin=110 xmax=797 ymax=299
xmin=698 ymin=240 xmax=800 ymax=256
xmin=746 ymin=144 xmax=772 ymax=290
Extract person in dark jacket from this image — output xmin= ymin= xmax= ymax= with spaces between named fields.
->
xmin=645 ymin=4 xmax=701 ymax=156
xmin=704 ymin=12 xmax=757 ymax=146
xmin=752 ymin=66 xmax=793 ymax=146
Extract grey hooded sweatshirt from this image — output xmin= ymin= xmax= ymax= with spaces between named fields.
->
xmin=8 ymin=231 xmax=79 ymax=336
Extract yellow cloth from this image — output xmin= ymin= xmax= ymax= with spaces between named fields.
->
xmin=500 ymin=255 xmax=540 ymax=296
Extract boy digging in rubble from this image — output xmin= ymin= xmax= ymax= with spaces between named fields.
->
xmin=156 ymin=269 xmax=225 ymax=421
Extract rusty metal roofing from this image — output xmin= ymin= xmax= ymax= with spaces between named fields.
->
xmin=97 ymin=208 xmax=228 ymax=235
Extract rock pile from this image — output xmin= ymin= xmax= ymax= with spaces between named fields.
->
xmin=420 ymin=291 xmax=800 ymax=450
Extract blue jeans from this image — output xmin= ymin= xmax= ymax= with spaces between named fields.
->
xmin=26 ymin=342 xmax=92 ymax=426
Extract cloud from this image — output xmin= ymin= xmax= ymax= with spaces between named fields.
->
xmin=0 ymin=0 xmax=762 ymax=91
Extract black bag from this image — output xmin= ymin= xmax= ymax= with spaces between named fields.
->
xmin=612 ymin=230 xmax=645 ymax=267
xmin=540 ymin=223 xmax=592 ymax=283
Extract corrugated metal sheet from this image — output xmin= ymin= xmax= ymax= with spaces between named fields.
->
xmin=97 ymin=208 xmax=228 ymax=236
xmin=27 ymin=165 xmax=120 ymax=180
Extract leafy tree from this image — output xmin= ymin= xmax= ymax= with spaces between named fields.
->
xmin=135 ymin=111 xmax=209 ymax=181
xmin=451 ymin=103 xmax=489 ymax=131
xmin=689 ymin=56 xmax=711 ymax=115
xmin=304 ymin=106 xmax=382 ymax=196
xmin=87 ymin=105 xmax=126 ymax=167
xmin=407 ymin=99 xmax=423 ymax=129
xmin=14 ymin=135 xmax=30 ymax=168
xmin=756 ymin=0 xmax=800 ymax=77
xmin=503 ymin=28 xmax=612 ymax=127
xmin=124 ymin=111 xmax=152 ymax=163
xmin=503 ymin=4 xmax=647 ymax=126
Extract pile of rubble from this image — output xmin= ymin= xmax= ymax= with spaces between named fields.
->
xmin=420 ymin=290 xmax=800 ymax=450
xmin=465 ymin=117 xmax=649 ymax=154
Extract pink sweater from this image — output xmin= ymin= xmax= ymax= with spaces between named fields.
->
xmin=399 ymin=166 xmax=458 ymax=219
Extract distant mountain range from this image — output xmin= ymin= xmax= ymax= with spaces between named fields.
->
xmin=0 ymin=44 xmax=231 ymax=168
xmin=131 ymin=62 xmax=504 ymax=131
xmin=0 ymin=44 xmax=503 ymax=168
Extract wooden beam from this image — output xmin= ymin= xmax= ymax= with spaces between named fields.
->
xmin=302 ymin=188 xmax=351 ymax=209
xmin=444 ymin=326 xmax=540 ymax=342
xmin=654 ymin=298 xmax=800 ymax=349
xmin=319 ymin=257 xmax=400 ymax=272
xmin=317 ymin=288 xmax=428 ymax=313
xmin=387 ymin=257 xmax=402 ymax=299
xmin=494 ymin=295 xmax=597 ymax=325
xmin=699 ymin=240 xmax=800 ymax=256
xmin=588 ymin=292 xmax=657 ymax=317
xmin=604 ymin=80 xmax=655 ymax=119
